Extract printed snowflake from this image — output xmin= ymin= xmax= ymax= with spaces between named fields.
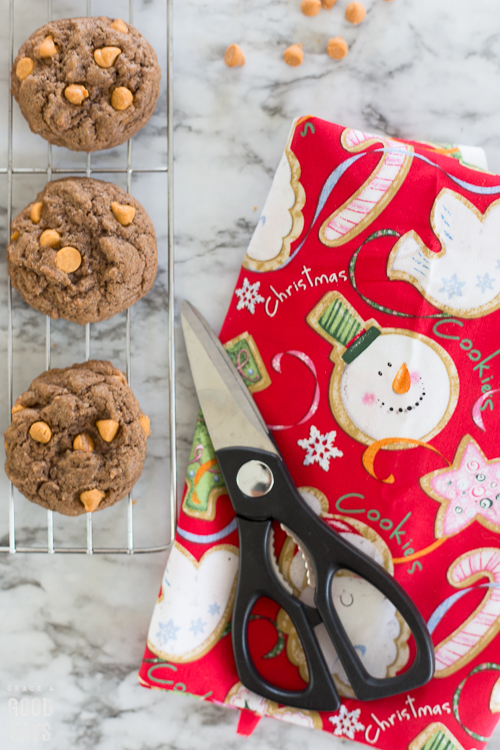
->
xmin=235 ymin=277 xmax=265 ymax=314
xmin=329 ymin=705 xmax=365 ymax=740
xmin=496 ymin=259 xmax=500 ymax=269
xmin=439 ymin=273 xmax=466 ymax=299
xmin=156 ymin=619 xmax=180 ymax=645
xmin=297 ymin=425 xmax=343 ymax=472
xmin=189 ymin=617 xmax=206 ymax=636
xmin=476 ymin=272 xmax=496 ymax=293
xmin=208 ymin=602 xmax=221 ymax=616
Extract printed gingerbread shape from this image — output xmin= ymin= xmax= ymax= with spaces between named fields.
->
xmin=276 ymin=494 xmax=410 ymax=698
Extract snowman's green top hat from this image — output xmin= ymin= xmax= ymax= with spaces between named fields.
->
xmin=307 ymin=291 xmax=380 ymax=363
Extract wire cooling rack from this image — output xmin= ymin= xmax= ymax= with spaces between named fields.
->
xmin=0 ymin=0 xmax=176 ymax=554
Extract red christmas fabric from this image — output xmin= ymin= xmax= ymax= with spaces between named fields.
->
xmin=140 ymin=117 xmax=500 ymax=750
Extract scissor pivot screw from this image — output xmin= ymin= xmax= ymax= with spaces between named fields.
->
xmin=236 ymin=461 xmax=274 ymax=497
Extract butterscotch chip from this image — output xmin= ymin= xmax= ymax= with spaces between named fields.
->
xmin=111 ymin=201 xmax=136 ymax=226
xmin=80 ymin=489 xmax=105 ymax=512
xmin=38 ymin=35 xmax=57 ymax=58
xmin=4 ymin=361 xmax=148 ymax=516
xmin=56 ymin=247 xmax=82 ymax=274
xmin=40 ymin=229 xmax=61 ymax=248
xmin=96 ymin=419 xmax=120 ymax=442
xmin=94 ymin=47 xmax=121 ymax=68
xmin=73 ymin=433 xmax=95 ymax=452
xmin=10 ymin=230 xmax=19 ymax=241
xmin=16 ymin=57 xmax=33 ymax=80
xmin=7 ymin=178 xmax=157 ymax=325
xmin=64 ymin=84 xmax=89 ymax=105
xmin=11 ymin=404 xmax=25 ymax=414
xmin=111 ymin=87 xmax=133 ymax=111
xmin=301 ymin=0 xmax=321 ymax=16
xmin=139 ymin=415 xmax=151 ymax=437
xmin=30 ymin=202 xmax=43 ymax=224
xmin=11 ymin=17 xmax=160 ymax=152
xmin=322 ymin=0 xmax=338 ymax=8
xmin=29 ymin=421 xmax=52 ymax=444
xmin=224 ymin=44 xmax=245 ymax=67
xmin=284 ymin=44 xmax=303 ymax=67
xmin=111 ymin=18 xmax=129 ymax=33
xmin=327 ymin=36 xmax=348 ymax=59
xmin=345 ymin=1 xmax=366 ymax=23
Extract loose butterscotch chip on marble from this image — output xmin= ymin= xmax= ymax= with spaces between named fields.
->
xmin=111 ymin=87 xmax=133 ymax=111
xmin=111 ymin=18 xmax=129 ymax=33
xmin=65 ymin=84 xmax=89 ymax=105
xmin=139 ymin=415 xmax=151 ymax=437
xmin=11 ymin=404 xmax=25 ymax=414
xmin=40 ymin=229 xmax=61 ymax=248
xmin=327 ymin=36 xmax=348 ymax=59
xmin=321 ymin=0 xmax=338 ymax=8
xmin=94 ymin=47 xmax=121 ymax=68
xmin=30 ymin=202 xmax=43 ymax=224
xmin=284 ymin=44 xmax=303 ymax=67
xmin=73 ymin=433 xmax=95 ymax=452
xmin=301 ymin=0 xmax=321 ymax=16
xmin=345 ymin=1 xmax=366 ymax=23
xmin=39 ymin=35 xmax=57 ymax=58
xmin=29 ymin=421 xmax=52 ymax=444
xmin=56 ymin=247 xmax=82 ymax=274
xmin=224 ymin=44 xmax=245 ymax=68
xmin=111 ymin=201 xmax=136 ymax=226
xmin=96 ymin=419 xmax=120 ymax=442
xmin=10 ymin=230 xmax=19 ymax=241
xmin=16 ymin=57 xmax=33 ymax=80
xmin=80 ymin=489 xmax=105 ymax=512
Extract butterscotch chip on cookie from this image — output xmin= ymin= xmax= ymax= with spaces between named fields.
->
xmin=11 ymin=17 xmax=160 ymax=152
xmin=4 ymin=361 xmax=149 ymax=516
xmin=7 ymin=177 xmax=157 ymax=324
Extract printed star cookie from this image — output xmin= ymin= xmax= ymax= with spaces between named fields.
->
xmin=420 ymin=435 xmax=500 ymax=538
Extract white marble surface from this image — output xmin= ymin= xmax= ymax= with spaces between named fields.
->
xmin=1 ymin=0 xmax=500 ymax=748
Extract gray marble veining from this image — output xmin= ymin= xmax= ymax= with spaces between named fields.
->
xmin=1 ymin=0 xmax=500 ymax=747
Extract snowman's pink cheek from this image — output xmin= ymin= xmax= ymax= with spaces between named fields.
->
xmin=410 ymin=371 xmax=421 ymax=385
xmin=362 ymin=392 xmax=376 ymax=405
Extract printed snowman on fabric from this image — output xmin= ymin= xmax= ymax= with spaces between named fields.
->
xmin=307 ymin=292 xmax=460 ymax=446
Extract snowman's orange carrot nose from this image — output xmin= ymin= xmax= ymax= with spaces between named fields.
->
xmin=392 ymin=363 xmax=411 ymax=394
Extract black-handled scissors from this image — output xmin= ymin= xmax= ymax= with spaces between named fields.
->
xmin=181 ymin=300 xmax=435 ymax=712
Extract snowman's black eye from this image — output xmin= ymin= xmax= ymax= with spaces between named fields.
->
xmin=387 ymin=363 xmax=392 ymax=367
xmin=378 ymin=371 xmax=383 ymax=376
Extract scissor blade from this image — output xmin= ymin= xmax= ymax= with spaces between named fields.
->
xmin=181 ymin=300 xmax=278 ymax=455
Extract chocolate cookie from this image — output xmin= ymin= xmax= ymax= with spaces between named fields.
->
xmin=4 ymin=361 xmax=151 ymax=516
xmin=7 ymin=177 xmax=157 ymax=324
xmin=11 ymin=17 xmax=161 ymax=151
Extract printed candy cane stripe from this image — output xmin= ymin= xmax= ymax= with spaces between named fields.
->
xmin=434 ymin=548 xmax=500 ymax=678
xmin=319 ymin=129 xmax=413 ymax=248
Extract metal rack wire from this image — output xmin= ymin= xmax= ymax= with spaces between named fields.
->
xmin=1 ymin=0 xmax=177 ymax=554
